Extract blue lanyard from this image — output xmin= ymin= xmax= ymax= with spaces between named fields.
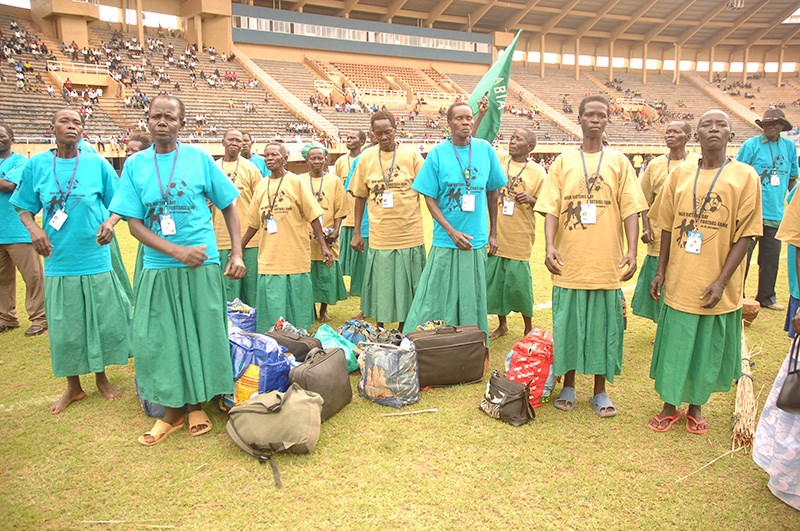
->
xmin=579 ymin=147 xmax=604 ymax=203
xmin=692 ymin=159 xmax=728 ymax=223
xmin=451 ymin=139 xmax=473 ymax=191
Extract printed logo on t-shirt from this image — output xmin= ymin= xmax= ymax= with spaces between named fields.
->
xmin=560 ymin=175 xmax=611 ymax=230
xmin=674 ymin=192 xmax=729 ymax=248
xmin=259 ymin=189 xmax=291 ymax=228
xmin=143 ymin=179 xmax=193 ymax=235
xmin=367 ymin=169 xmax=412 ymax=206
xmin=442 ymin=182 xmax=485 ymax=213
xmin=45 ymin=178 xmax=82 ymax=217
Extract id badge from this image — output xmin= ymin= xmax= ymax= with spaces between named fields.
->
xmin=580 ymin=203 xmax=597 ymax=225
xmin=48 ymin=208 xmax=68 ymax=231
xmin=382 ymin=191 xmax=394 ymax=209
xmin=266 ymin=217 xmax=278 ymax=234
xmin=685 ymin=230 xmax=703 ymax=254
xmin=770 ymin=173 xmax=780 ymax=187
xmin=160 ymin=213 xmax=176 ymax=236
xmin=502 ymin=200 xmax=515 ymax=216
xmin=461 ymin=193 xmax=475 ymax=212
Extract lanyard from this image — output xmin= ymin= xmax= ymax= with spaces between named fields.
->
xmin=666 ymin=151 xmax=686 ymax=174
xmin=51 ymin=150 xmax=80 ymax=208
xmin=377 ymin=147 xmax=397 ymax=186
xmin=154 ymin=144 xmax=179 ymax=204
xmin=767 ymin=141 xmax=779 ymax=174
xmin=224 ymin=157 xmax=240 ymax=183
xmin=505 ymin=157 xmax=529 ymax=191
xmin=309 ymin=173 xmax=325 ymax=201
xmin=692 ymin=159 xmax=728 ymax=223
xmin=265 ymin=174 xmax=285 ymax=219
xmin=579 ymin=147 xmax=604 ymax=203
xmin=451 ymin=139 xmax=473 ymax=190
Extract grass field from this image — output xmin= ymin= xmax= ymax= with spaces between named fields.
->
xmin=1 ymin=216 xmax=799 ymax=529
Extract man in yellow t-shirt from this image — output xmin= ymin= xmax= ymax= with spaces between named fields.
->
xmin=534 ymin=95 xmax=648 ymax=418
xmin=647 ymin=110 xmax=762 ymax=434
xmin=242 ymin=143 xmax=331 ymax=332
xmin=299 ymin=142 xmax=348 ymax=323
xmin=213 ymin=129 xmax=262 ymax=305
xmin=334 ymin=130 xmax=366 ymax=291
xmin=348 ymin=110 xmax=425 ymax=330
xmin=632 ymin=121 xmax=700 ymax=323
xmin=487 ymin=128 xmax=546 ymax=340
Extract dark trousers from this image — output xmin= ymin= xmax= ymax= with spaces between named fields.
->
xmin=745 ymin=225 xmax=781 ymax=307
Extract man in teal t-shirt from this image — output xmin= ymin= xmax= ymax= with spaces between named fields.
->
xmin=737 ymin=108 xmax=799 ymax=310
xmin=242 ymin=132 xmax=270 ymax=178
xmin=405 ymin=102 xmax=507 ymax=337
xmin=0 ymin=124 xmax=46 ymax=336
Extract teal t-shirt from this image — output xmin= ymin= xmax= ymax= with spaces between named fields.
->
xmin=736 ymin=135 xmax=799 ymax=221
xmin=412 ymin=138 xmax=506 ymax=249
xmin=248 ymin=153 xmax=270 ymax=178
xmin=10 ymin=150 xmax=118 ymax=276
xmin=77 ymin=138 xmax=98 ymax=154
xmin=109 ymin=142 xmax=239 ymax=270
xmin=0 ymin=152 xmax=31 ymax=244
xmin=344 ymin=155 xmax=369 ymax=238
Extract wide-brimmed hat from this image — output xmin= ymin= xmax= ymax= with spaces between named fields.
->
xmin=755 ymin=108 xmax=793 ymax=132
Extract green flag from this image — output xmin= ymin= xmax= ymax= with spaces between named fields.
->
xmin=467 ymin=30 xmax=523 ymax=143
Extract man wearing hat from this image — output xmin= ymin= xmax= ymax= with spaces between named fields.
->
xmin=737 ymin=107 xmax=799 ymax=310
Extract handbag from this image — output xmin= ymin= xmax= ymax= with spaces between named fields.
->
xmin=226 ymin=383 xmax=324 ymax=487
xmin=479 ymin=370 xmax=535 ymax=426
xmin=405 ymin=325 xmax=488 ymax=388
xmin=290 ymin=347 xmax=352 ymax=422
xmin=777 ymin=336 xmax=800 ymax=412
xmin=357 ymin=342 xmax=421 ymax=408
xmin=266 ymin=330 xmax=322 ymax=363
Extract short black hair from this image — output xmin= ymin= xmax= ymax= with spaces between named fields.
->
xmin=242 ymin=132 xmax=254 ymax=142
xmin=52 ymin=108 xmax=84 ymax=125
xmin=352 ymin=129 xmax=367 ymax=144
xmin=447 ymin=102 xmax=472 ymax=122
xmin=265 ymin=142 xmax=288 ymax=158
xmin=371 ymin=111 xmax=396 ymax=130
xmin=518 ymin=128 xmax=537 ymax=149
xmin=128 ymin=133 xmax=152 ymax=149
xmin=149 ymin=94 xmax=186 ymax=121
xmin=578 ymin=95 xmax=610 ymax=117
xmin=0 ymin=123 xmax=14 ymax=139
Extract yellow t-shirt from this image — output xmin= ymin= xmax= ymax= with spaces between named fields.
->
xmin=349 ymin=144 xmax=425 ymax=250
xmin=495 ymin=152 xmax=546 ymax=261
xmin=246 ymin=172 xmax=324 ymax=275
xmin=777 ymin=188 xmax=800 ymax=246
xmin=213 ymin=157 xmax=262 ymax=250
xmin=297 ymin=172 xmax=348 ymax=262
xmin=534 ymin=148 xmax=649 ymax=290
xmin=652 ymin=159 xmax=762 ymax=315
xmin=641 ymin=151 xmax=701 ymax=256
xmin=334 ymin=153 xmax=356 ymax=228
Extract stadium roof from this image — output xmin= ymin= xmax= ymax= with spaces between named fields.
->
xmin=260 ymin=0 xmax=800 ymax=49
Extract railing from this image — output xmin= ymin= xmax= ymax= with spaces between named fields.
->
xmin=357 ymin=88 xmax=406 ymax=99
xmin=414 ymin=92 xmax=458 ymax=104
xmin=47 ymin=61 xmax=110 ymax=75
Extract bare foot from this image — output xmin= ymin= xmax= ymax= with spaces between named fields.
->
xmin=351 ymin=311 xmax=365 ymax=320
xmin=319 ymin=312 xmax=331 ymax=323
xmin=489 ymin=326 xmax=508 ymax=340
xmin=50 ymin=388 xmax=86 ymax=414
xmin=95 ymin=373 xmax=122 ymax=400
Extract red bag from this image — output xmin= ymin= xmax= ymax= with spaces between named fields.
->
xmin=504 ymin=329 xmax=556 ymax=408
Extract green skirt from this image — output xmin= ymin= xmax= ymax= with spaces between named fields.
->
xmin=650 ymin=305 xmax=742 ymax=406
xmin=632 ymin=254 xmax=662 ymax=323
xmin=340 ymin=226 xmax=355 ymax=276
xmin=486 ymin=255 xmax=533 ymax=317
xmin=256 ymin=273 xmax=314 ymax=332
xmin=311 ymin=259 xmax=348 ymax=305
xmin=109 ymin=235 xmax=134 ymax=302
xmin=349 ymin=237 xmax=369 ymax=297
xmin=45 ymin=271 xmax=132 ymax=378
xmin=133 ymin=264 xmax=233 ymax=408
xmin=219 ymin=247 xmax=259 ymax=306
xmin=551 ymin=287 xmax=624 ymax=382
xmin=405 ymin=246 xmax=488 ymax=337
xmin=133 ymin=243 xmax=144 ymax=293
xmin=361 ymin=244 xmax=426 ymax=323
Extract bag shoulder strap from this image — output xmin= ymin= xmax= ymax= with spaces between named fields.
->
xmin=790 ymin=336 xmax=800 ymax=375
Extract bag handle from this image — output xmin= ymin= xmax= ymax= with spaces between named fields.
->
xmin=435 ymin=326 xmax=459 ymax=334
xmin=790 ymin=336 xmax=800 ymax=375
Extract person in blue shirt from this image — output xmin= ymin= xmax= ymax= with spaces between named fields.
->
xmin=242 ymin=132 xmax=270 ymax=177
xmin=11 ymin=109 xmax=132 ymax=414
xmin=737 ymin=107 xmax=799 ymax=310
xmin=785 ymin=184 xmax=800 ymax=338
xmin=110 ymin=95 xmax=245 ymax=446
xmin=0 ymin=124 xmax=47 ymax=337
xmin=343 ymin=152 xmax=370 ymax=304
xmin=123 ymin=133 xmax=153 ymax=291
xmin=405 ymin=102 xmax=507 ymax=337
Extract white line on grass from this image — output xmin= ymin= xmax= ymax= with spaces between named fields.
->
xmin=0 ymin=395 xmax=60 ymax=414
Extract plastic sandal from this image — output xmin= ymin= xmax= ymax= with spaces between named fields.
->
xmin=553 ymin=386 xmax=576 ymax=411
xmin=647 ymin=410 xmax=682 ymax=432
xmin=138 ymin=418 xmax=184 ymax=446
xmin=685 ymin=412 xmax=709 ymax=434
xmin=589 ymin=393 xmax=618 ymax=418
xmin=188 ymin=409 xmax=213 ymax=437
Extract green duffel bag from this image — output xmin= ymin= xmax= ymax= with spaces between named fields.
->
xmin=226 ymin=383 xmax=324 ymax=487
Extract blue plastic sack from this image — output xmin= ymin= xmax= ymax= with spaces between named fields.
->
xmin=337 ymin=319 xmax=376 ymax=347
xmin=229 ymin=331 xmax=291 ymax=393
xmin=227 ymin=298 xmax=257 ymax=332
xmin=315 ymin=324 xmax=358 ymax=372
